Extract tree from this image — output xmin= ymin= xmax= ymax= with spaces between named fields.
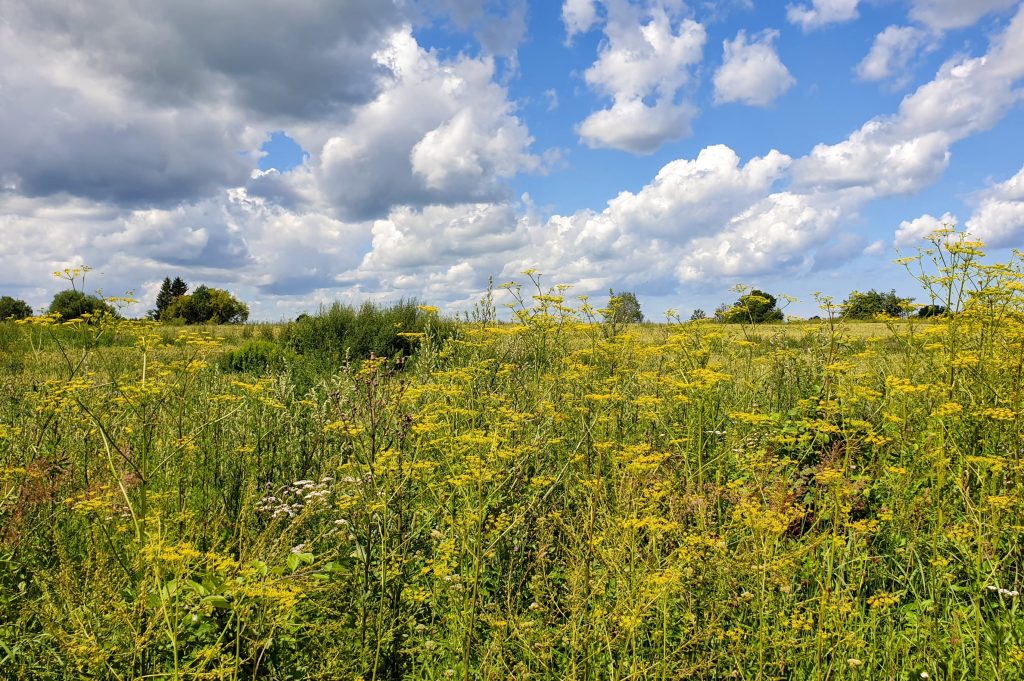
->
xmin=164 ymin=285 xmax=249 ymax=324
xmin=0 ymin=296 xmax=32 ymax=320
xmin=918 ymin=304 xmax=946 ymax=318
xmin=48 ymin=290 xmax=116 ymax=321
xmin=153 ymin=276 xmax=190 ymax=319
xmin=608 ymin=290 xmax=644 ymax=324
xmin=170 ymin=277 xmax=188 ymax=299
xmin=689 ymin=308 xmax=707 ymax=321
xmin=722 ymin=289 xmax=784 ymax=324
xmin=841 ymin=289 xmax=912 ymax=319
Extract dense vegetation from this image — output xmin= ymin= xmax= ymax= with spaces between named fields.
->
xmin=0 ymin=230 xmax=1022 ymax=679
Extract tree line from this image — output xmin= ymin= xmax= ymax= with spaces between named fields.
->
xmin=0 ymin=280 xmax=945 ymax=325
xmin=0 ymin=276 xmax=248 ymax=324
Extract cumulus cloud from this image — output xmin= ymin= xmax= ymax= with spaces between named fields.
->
xmin=676 ymin=193 xmax=842 ymax=281
xmin=562 ymin=0 xmax=600 ymax=39
xmin=786 ymin=0 xmax=860 ymax=31
xmin=966 ymin=166 xmax=1024 ymax=247
xmin=3 ymin=0 xmax=1024 ymax=318
xmin=318 ymin=29 xmax=540 ymax=220
xmin=575 ymin=1 xmax=706 ymax=153
xmin=713 ymin=30 xmax=796 ymax=106
xmin=795 ymin=7 xmax=1024 ymax=198
xmin=856 ymin=25 xmax=936 ymax=86
xmin=604 ymin=145 xmax=792 ymax=236
xmin=894 ymin=211 xmax=959 ymax=246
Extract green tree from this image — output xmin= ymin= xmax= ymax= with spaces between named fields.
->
xmin=689 ymin=308 xmax=707 ymax=321
xmin=841 ymin=289 xmax=913 ymax=319
xmin=608 ymin=291 xmax=644 ymax=324
xmin=164 ymin=285 xmax=249 ymax=324
xmin=723 ymin=289 xmax=784 ymax=324
xmin=170 ymin=277 xmax=188 ymax=299
xmin=152 ymin=276 xmax=190 ymax=319
xmin=918 ymin=304 xmax=947 ymax=318
xmin=0 ymin=296 xmax=32 ymax=320
xmin=48 ymin=290 xmax=116 ymax=321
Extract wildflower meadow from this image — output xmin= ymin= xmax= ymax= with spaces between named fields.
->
xmin=1 ymin=229 xmax=1023 ymax=679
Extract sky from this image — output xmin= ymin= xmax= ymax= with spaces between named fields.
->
xmin=2 ymin=0 xmax=1024 ymax=320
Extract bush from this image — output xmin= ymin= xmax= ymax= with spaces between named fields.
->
xmin=0 ymin=296 xmax=32 ymax=320
xmin=48 ymin=290 xmax=116 ymax=321
xmin=281 ymin=300 xmax=456 ymax=366
xmin=164 ymin=285 xmax=249 ymax=324
xmin=219 ymin=340 xmax=290 ymax=374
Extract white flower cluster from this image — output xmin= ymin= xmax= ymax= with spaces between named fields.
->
xmin=986 ymin=585 xmax=1020 ymax=597
xmin=256 ymin=477 xmax=333 ymax=518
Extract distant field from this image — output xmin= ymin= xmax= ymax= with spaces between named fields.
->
xmin=1 ymin=259 xmax=1023 ymax=678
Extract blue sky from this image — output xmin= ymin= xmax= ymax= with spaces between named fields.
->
xmin=2 ymin=0 xmax=1024 ymax=319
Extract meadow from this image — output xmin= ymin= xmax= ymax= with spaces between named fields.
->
xmin=1 ymin=231 xmax=1022 ymax=680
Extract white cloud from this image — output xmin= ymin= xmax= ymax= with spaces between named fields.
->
xmin=676 ymin=192 xmax=842 ymax=281
xmin=796 ymin=7 xmax=1024 ymax=198
xmin=966 ymin=166 xmax=1024 ymax=247
xmin=894 ymin=211 xmax=959 ymax=246
xmin=4 ymin=0 xmax=1024 ymax=319
xmin=575 ymin=1 xmax=706 ymax=153
xmin=863 ymin=240 xmax=886 ymax=255
xmin=605 ymin=145 xmax=792 ymax=236
xmin=909 ymin=0 xmax=1018 ymax=31
xmin=786 ymin=0 xmax=860 ymax=31
xmin=856 ymin=25 xmax=936 ymax=86
xmin=577 ymin=99 xmax=698 ymax=154
xmin=562 ymin=0 xmax=600 ymax=39
xmin=319 ymin=29 xmax=540 ymax=220
xmin=714 ymin=30 xmax=796 ymax=106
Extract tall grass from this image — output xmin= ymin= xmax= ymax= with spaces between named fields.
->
xmin=0 ymin=230 xmax=1022 ymax=679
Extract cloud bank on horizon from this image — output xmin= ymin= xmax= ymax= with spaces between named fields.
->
xmin=1 ymin=0 xmax=1023 ymax=319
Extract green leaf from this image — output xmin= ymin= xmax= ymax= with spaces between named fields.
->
xmin=202 ymin=595 xmax=231 ymax=610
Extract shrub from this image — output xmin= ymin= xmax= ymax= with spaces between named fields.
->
xmin=219 ymin=340 xmax=290 ymax=374
xmin=281 ymin=300 xmax=456 ymax=366
xmin=0 ymin=296 xmax=32 ymax=320
xmin=918 ymin=304 xmax=947 ymax=318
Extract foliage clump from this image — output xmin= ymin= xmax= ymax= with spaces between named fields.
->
xmin=164 ymin=285 xmax=249 ymax=324
xmin=280 ymin=299 xmax=455 ymax=365
xmin=717 ymin=288 xmax=785 ymax=323
xmin=607 ymin=290 xmax=644 ymax=324
xmin=842 ymin=288 xmax=913 ymax=319
xmin=152 ymin=276 xmax=189 ymax=319
xmin=48 ymin=289 xmax=117 ymax=321
xmin=0 ymin=296 xmax=32 ymax=320
xmin=219 ymin=339 xmax=293 ymax=374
